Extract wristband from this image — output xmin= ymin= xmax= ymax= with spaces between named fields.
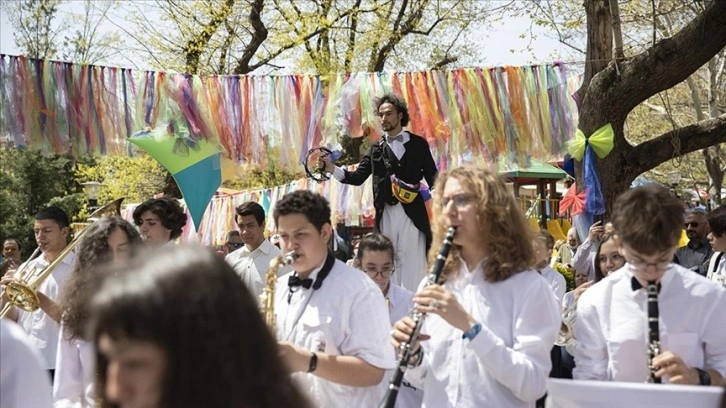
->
xmin=307 ymin=352 xmax=318 ymax=373
xmin=462 ymin=322 xmax=482 ymax=341
xmin=695 ymin=367 xmax=711 ymax=386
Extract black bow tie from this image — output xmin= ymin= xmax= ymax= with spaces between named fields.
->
xmin=288 ymin=275 xmax=313 ymax=289
xmin=631 ymin=277 xmax=661 ymax=293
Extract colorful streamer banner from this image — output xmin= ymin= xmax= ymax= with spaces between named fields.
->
xmin=0 ymin=55 xmax=580 ymax=172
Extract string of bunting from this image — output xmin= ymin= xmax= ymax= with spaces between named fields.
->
xmin=0 ymin=55 xmax=580 ymax=172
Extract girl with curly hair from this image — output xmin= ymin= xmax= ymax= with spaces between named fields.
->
xmin=53 ymin=217 xmax=142 ymax=407
xmin=132 ymin=196 xmax=187 ymax=247
xmin=391 ymin=165 xmax=561 ymax=407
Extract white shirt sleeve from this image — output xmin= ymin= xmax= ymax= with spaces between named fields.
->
xmin=53 ymin=326 xmax=83 ymax=408
xmin=552 ymin=272 xmax=567 ymax=308
xmin=332 ymin=166 xmax=346 ymax=182
xmin=572 ymin=239 xmax=594 ymax=276
xmin=572 ymin=289 xmax=609 ymax=380
xmin=466 ymin=281 xmax=560 ymax=402
xmin=1 ymin=320 xmax=53 ymax=408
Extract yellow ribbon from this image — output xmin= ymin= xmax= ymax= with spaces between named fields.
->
xmin=567 ymin=123 xmax=615 ymax=160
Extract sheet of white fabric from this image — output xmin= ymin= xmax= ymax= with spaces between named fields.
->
xmin=380 ymin=203 xmax=427 ymax=292
xmin=546 ymin=378 xmax=723 ymax=408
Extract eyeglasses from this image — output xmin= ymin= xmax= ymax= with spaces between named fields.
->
xmin=598 ymin=254 xmax=624 ymax=264
xmin=363 ymin=267 xmax=395 ymax=278
xmin=620 ymin=246 xmax=673 ymax=273
xmin=684 ymin=222 xmax=700 ymax=228
xmin=227 ymin=242 xmax=244 ymax=249
xmin=442 ymin=194 xmax=475 ymax=209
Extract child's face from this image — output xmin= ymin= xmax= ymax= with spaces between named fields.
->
xmin=358 ymin=250 xmax=394 ymax=293
xmin=598 ymin=239 xmax=625 ymax=276
xmin=707 ymin=231 xmax=726 ymax=253
xmin=276 ymin=213 xmax=331 ymax=277
xmin=575 ymin=272 xmax=589 ymax=287
xmin=533 ymin=239 xmax=551 ymax=265
xmin=619 ymin=241 xmax=675 ymax=283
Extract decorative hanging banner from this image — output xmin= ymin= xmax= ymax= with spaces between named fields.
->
xmin=567 ymin=123 xmax=615 ymax=216
xmin=0 ymin=55 xmax=580 ymax=173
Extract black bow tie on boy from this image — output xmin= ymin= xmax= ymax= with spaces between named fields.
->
xmin=288 ymin=274 xmax=313 ymax=289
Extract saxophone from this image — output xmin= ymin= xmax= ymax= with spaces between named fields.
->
xmin=261 ymin=251 xmax=297 ymax=332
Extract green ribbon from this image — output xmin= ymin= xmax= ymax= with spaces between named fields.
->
xmin=567 ymin=123 xmax=615 ymax=160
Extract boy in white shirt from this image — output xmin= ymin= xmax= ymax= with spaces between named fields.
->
xmin=706 ymin=205 xmax=725 ymax=286
xmin=574 ymin=185 xmax=726 ymax=386
xmin=273 ymin=190 xmax=396 ymax=407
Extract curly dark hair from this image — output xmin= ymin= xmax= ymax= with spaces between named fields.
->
xmin=132 ymin=196 xmax=187 ymax=239
xmin=376 ymin=93 xmax=410 ymax=127
xmin=89 ymin=245 xmax=311 ymax=408
xmin=61 ymin=217 xmax=142 ymax=340
xmin=273 ymin=190 xmax=331 ymax=232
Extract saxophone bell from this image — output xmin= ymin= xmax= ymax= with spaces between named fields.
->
xmin=260 ymin=251 xmax=296 ymax=334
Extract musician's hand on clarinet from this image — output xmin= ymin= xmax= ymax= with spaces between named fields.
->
xmin=413 ymin=284 xmax=476 ymax=333
xmin=391 ymin=316 xmax=430 ymax=351
xmin=652 ymin=351 xmax=700 ymax=385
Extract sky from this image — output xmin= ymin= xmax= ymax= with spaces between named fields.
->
xmin=0 ymin=1 xmax=575 ymax=72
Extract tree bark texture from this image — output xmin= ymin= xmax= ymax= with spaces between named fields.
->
xmin=576 ymin=0 xmax=726 ymax=216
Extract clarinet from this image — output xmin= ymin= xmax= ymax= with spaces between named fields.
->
xmin=378 ymin=227 xmax=457 ymax=408
xmin=646 ymin=281 xmax=661 ymax=383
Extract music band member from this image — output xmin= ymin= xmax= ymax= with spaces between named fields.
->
xmin=706 ymin=205 xmax=725 ymax=285
xmin=132 ymin=196 xmax=187 ymax=247
xmin=273 ymin=190 xmax=395 ymax=407
xmin=391 ymin=165 xmax=560 ymax=407
xmin=1 ymin=206 xmax=75 ymax=381
xmin=322 ymin=94 xmax=437 ymax=292
xmin=54 ymin=217 xmax=142 ymax=407
xmin=90 ymin=245 xmax=310 ymax=408
xmin=353 ymin=233 xmax=423 ymax=408
xmin=574 ymin=185 xmax=726 ymax=386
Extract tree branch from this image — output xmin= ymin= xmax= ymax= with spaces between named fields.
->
xmin=231 ymin=0 xmax=267 ymax=74
xmin=628 ymin=114 xmax=726 ymax=175
xmin=595 ymin=0 xmax=726 ymax=118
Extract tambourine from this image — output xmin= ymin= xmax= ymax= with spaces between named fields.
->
xmin=303 ymin=147 xmax=335 ymax=183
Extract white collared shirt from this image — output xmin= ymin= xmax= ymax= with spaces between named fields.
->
xmin=16 ymin=251 xmax=76 ymax=370
xmin=386 ymin=283 xmax=414 ymax=325
xmin=53 ymin=325 xmax=94 ymax=408
xmin=274 ymin=259 xmax=396 ymax=407
xmin=225 ymin=239 xmax=284 ymax=296
xmin=0 ymin=319 xmax=53 ymax=408
xmin=540 ymin=265 xmax=567 ymax=308
xmin=573 ymin=263 xmax=726 ymax=382
xmin=405 ymin=261 xmax=560 ymax=408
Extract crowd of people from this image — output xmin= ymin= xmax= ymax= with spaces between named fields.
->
xmin=1 ymin=94 xmax=725 ymax=408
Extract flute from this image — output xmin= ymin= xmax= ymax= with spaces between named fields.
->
xmin=378 ymin=226 xmax=457 ymax=408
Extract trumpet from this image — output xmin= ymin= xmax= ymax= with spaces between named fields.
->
xmin=0 ymin=198 xmax=123 ymax=318
xmin=261 ymin=251 xmax=297 ymax=332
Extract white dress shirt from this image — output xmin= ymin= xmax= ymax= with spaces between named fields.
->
xmin=540 ymin=265 xmax=567 ymax=307
xmin=573 ymin=263 xmax=726 ymax=382
xmin=387 ymin=283 xmax=414 ymax=325
xmin=1 ymin=319 xmax=53 ymax=408
xmin=225 ymin=239 xmax=284 ymax=296
xmin=53 ymin=325 xmax=95 ymax=408
xmin=332 ymin=130 xmax=410 ymax=181
xmin=405 ymin=261 xmax=560 ymax=408
xmin=275 ymin=259 xmax=396 ymax=407
xmin=16 ymin=252 xmax=76 ymax=370
xmin=707 ymin=252 xmax=725 ymax=287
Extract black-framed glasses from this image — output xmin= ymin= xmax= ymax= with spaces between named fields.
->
xmin=363 ymin=267 xmax=395 ymax=278
xmin=227 ymin=242 xmax=244 ymax=249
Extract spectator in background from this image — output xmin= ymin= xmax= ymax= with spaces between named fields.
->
xmin=674 ymin=207 xmax=713 ymax=276
xmin=572 ymin=220 xmax=614 ymax=280
xmin=555 ymin=228 xmax=579 ymax=267
xmin=534 ymin=230 xmax=566 ymax=307
xmin=0 ymin=239 xmax=22 ymax=278
xmin=224 ymin=230 xmax=244 ymax=255
xmin=706 ymin=205 xmax=726 ymax=286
